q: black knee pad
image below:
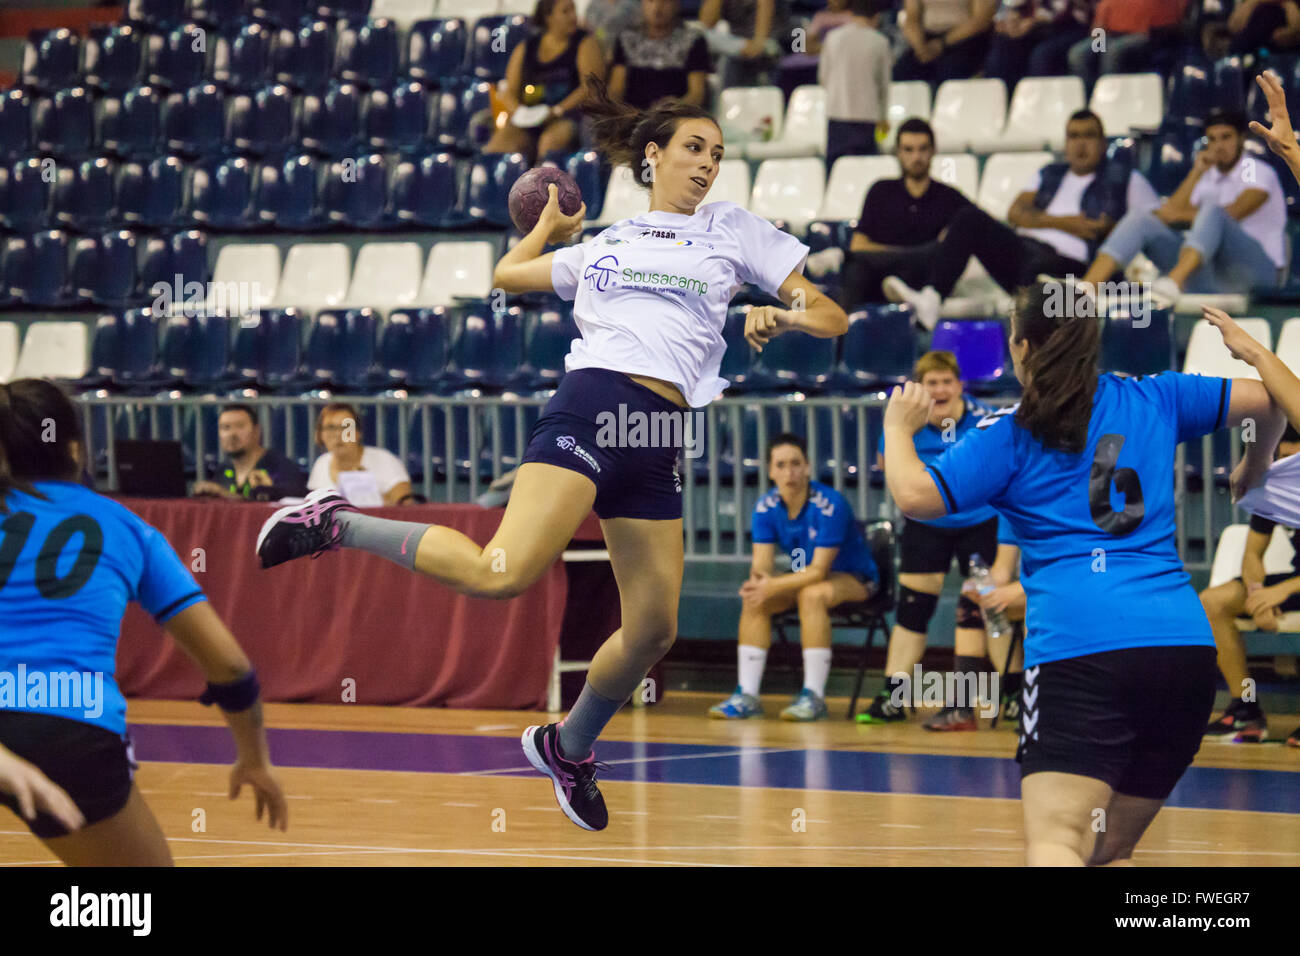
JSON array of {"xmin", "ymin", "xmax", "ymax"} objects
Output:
[
  {"xmin": 957, "ymin": 594, "xmax": 985, "ymax": 629},
  {"xmin": 896, "ymin": 586, "xmax": 939, "ymax": 633}
]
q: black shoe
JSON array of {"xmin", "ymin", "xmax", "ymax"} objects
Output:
[
  {"xmin": 256, "ymin": 489, "xmax": 354, "ymax": 569},
  {"xmin": 521, "ymin": 723, "xmax": 610, "ymax": 831},
  {"xmin": 1205, "ymin": 699, "xmax": 1263, "ymax": 738},
  {"xmin": 856, "ymin": 692, "xmax": 907, "ymax": 724}
]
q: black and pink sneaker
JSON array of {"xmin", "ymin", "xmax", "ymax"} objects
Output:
[
  {"xmin": 256, "ymin": 488, "xmax": 355, "ymax": 569},
  {"xmin": 521, "ymin": 723, "xmax": 610, "ymax": 831}
]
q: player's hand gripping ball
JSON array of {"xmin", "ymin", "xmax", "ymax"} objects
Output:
[
  {"xmin": 885, "ymin": 380, "xmax": 935, "ymax": 435},
  {"xmin": 509, "ymin": 166, "xmax": 585, "ymax": 235}
]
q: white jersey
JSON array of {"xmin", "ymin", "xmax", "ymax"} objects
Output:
[
  {"xmin": 1238, "ymin": 452, "xmax": 1300, "ymax": 527},
  {"xmin": 550, "ymin": 200, "xmax": 809, "ymax": 407}
]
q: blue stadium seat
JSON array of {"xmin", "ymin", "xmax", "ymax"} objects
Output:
[
  {"xmin": 315, "ymin": 0, "xmax": 371, "ymax": 18},
  {"xmin": 519, "ymin": 304, "xmax": 578, "ymax": 389},
  {"xmin": 718, "ymin": 304, "xmax": 755, "ymax": 391},
  {"xmin": 83, "ymin": 24, "xmax": 145, "ymax": 94},
  {"xmin": 224, "ymin": 83, "xmax": 294, "ymax": 155},
  {"xmin": 160, "ymin": 310, "xmax": 231, "ymax": 389},
  {"xmin": 0, "ymin": 157, "xmax": 52, "ymax": 231},
  {"xmin": 31, "ymin": 87, "xmax": 94, "ymax": 157},
  {"xmin": 212, "ymin": 22, "xmax": 275, "ymax": 92},
  {"xmin": 271, "ymin": 19, "xmax": 335, "ymax": 90},
  {"xmin": 7, "ymin": 230, "xmax": 71, "ymax": 307},
  {"xmin": 1147, "ymin": 125, "xmax": 1194, "ymax": 197},
  {"xmin": 97, "ymin": 308, "xmax": 163, "ymax": 388},
  {"xmin": 71, "ymin": 230, "xmax": 141, "ymax": 306},
  {"xmin": 321, "ymin": 152, "xmax": 387, "ymax": 227},
  {"xmin": 249, "ymin": 0, "xmax": 307, "ymax": 27},
  {"xmin": 930, "ymin": 320, "xmax": 1009, "ymax": 394},
  {"xmin": 51, "ymin": 156, "xmax": 118, "ymax": 231},
  {"xmin": 188, "ymin": 0, "xmax": 246, "ymax": 28},
  {"xmin": 364, "ymin": 81, "xmax": 432, "ymax": 152},
  {"xmin": 434, "ymin": 77, "xmax": 492, "ymax": 153},
  {"xmin": 445, "ymin": 304, "xmax": 524, "ymax": 390},
  {"xmin": 231, "ymin": 307, "xmax": 304, "ymax": 389},
  {"xmin": 540, "ymin": 149, "xmax": 604, "ymax": 223},
  {"xmin": 465, "ymin": 151, "xmax": 529, "ymax": 227},
  {"xmin": 146, "ymin": 23, "xmax": 211, "ymax": 90},
  {"xmin": 96, "ymin": 85, "xmax": 162, "ymax": 158},
  {"xmin": 252, "ymin": 151, "xmax": 321, "ymax": 228},
  {"xmin": 1100, "ymin": 306, "xmax": 1173, "ymax": 376},
  {"xmin": 21, "ymin": 29, "xmax": 81, "ymax": 93},
  {"xmin": 407, "ymin": 19, "xmax": 469, "ymax": 86},
  {"xmin": 0, "ymin": 90, "xmax": 31, "ymax": 161},
  {"xmin": 126, "ymin": 0, "xmax": 187, "ymax": 29},
  {"xmin": 163, "ymin": 83, "xmax": 226, "ymax": 156},
  {"xmin": 117, "ymin": 154, "xmax": 187, "ymax": 227},
  {"xmin": 302, "ymin": 307, "xmax": 378, "ymax": 390},
  {"xmin": 1165, "ymin": 49, "xmax": 1211, "ymax": 129},
  {"xmin": 388, "ymin": 151, "xmax": 460, "ymax": 227},
  {"xmin": 297, "ymin": 81, "xmax": 363, "ymax": 155},
  {"xmin": 833, "ymin": 305, "xmax": 916, "ymax": 390},
  {"xmin": 334, "ymin": 18, "xmax": 399, "ymax": 88},
  {"xmin": 378, "ymin": 307, "xmax": 449, "ymax": 390},
  {"xmin": 186, "ymin": 155, "xmax": 255, "ymax": 228},
  {"xmin": 1212, "ymin": 55, "xmax": 1246, "ymax": 113},
  {"xmin": 749, "ymin": 323, "xmax": 835, "ymax": 391},
  {"xmin": 141, "ymin": 228, "xmax": 208, "ymax": 302},
  {"xmin": 468, "ymin": 15, "xmax": 528, "ymax": 82}
]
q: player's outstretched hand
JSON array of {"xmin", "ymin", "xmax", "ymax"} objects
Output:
[
  {"xmin": 744, "ymin": 305, "xmax": 791, "ymax": 351},
  {"xmin": 884, "ymin": 381, "xmax": 934, "ymax": 435},
  {"xmin": 536, "ymin": 183, "xmax": 586, "ymax": 245},
  {"xmin": 1203, "ymin": 305, "xmax": 1265, "ymax": 367},
  {"xmin": 1249, "ymin": 70, "xmax": 1299, "ymax": 160},
  {"xmin": 0, "ymin": 744, "xmax": 84, "ymax": 832},
  {"xmin": 229, "ymin": 759, "xmax": 289, "ymax": 831}
]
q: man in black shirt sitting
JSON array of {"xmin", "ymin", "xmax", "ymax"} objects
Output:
[
  {"xmin": 839, "ymin": 117, "xmax": 972, "ymax": 314},
  {"xmin": 192, "ymin": 403, "xmax": 308, "ymax": 502}
]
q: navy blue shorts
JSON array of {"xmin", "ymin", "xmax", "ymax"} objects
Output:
[{"xmin": 521, "ymin": 368, "xmax": 686, "ymax": 521}]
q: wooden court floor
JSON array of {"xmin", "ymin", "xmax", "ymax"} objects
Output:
[{"xmin": 1, "ymin": 692, "xmax": 1297, "ymax": 866}]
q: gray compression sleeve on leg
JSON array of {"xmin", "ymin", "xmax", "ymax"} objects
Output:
[{"xmin": 338, "ymin": 512, "xmax": 430, "ymax": 571}]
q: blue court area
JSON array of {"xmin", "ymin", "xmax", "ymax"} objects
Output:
[{"xmin": 127, "ymin": 723, "xmax": 1300, "ymax": 815}]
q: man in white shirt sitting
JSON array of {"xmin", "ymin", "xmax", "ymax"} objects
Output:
[{"xmin": 1080, "ymin": 108, "xmax": 1288, "ymax": 306}]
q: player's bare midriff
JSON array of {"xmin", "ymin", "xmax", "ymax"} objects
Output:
[{"xmin": 627, "ymin": 374, "xmax": 688, "ymax": 408}]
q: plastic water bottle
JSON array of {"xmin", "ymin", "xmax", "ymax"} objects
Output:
[{"xmin": 966, "ymin": 554, "xmax": 1011, "ymax": 641}]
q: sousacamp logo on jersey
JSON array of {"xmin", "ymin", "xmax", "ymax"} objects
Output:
[
  {"xmin": 0, "ymin": 665, "xmax": 104, "ymax": 719},
  {"xmin": 582, "ymin": 255, "xmax": 708, "ymax": 296}
]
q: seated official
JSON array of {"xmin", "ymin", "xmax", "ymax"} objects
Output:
[
  {"xmin": 308, "ymin": 403, "xmax": 415, "ymax": 507},
  {"xmin": 192, "ymin": 404, "xmax": 307, "ymax": 502},
  {"xmin": 711, "ymin": 432, "xmax": 879, "ymax": 722}
]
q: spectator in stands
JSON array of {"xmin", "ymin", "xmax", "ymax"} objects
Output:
[
  {"xmin": 839, "ymin": 117, "xmax": 973, "ymax": 308},
  {"xmin": 608, "ymin": 0, "xmax": 712, "ymax": 109},
  {"xmin": 893, "ymin": 0, "xmax": 998, "ymax": 86},
  {"xmin": 983, "ymin": 0, "xmax": 1095, "ymax": 91},
  {"xmin": 699, "ymin": 0, "xmax": 796, "ymax": 88},
  {"xmin": 1200, "ymin": 424, "xmax": 1300, "ymax": 747},
  {"xmin": 1067, "ymin": 0, "xmax": 1188, "ymax": 94},
  {"xmin": 709, "ymin": 433, "xmax": 879, "ymax": 722},
  {"xmin": 1228, "ymin": 0, "xmax": 1300, "ymax": 54},
  {"xmin": 308, "ymin": 404, "xmax": 414, "ymax": 507},
  {"xmin": 584, "ymin": 0, "xmax": 644, "ymax": 57},
  {"xmin": 192, "ymin": 404, "xmax": 307, "ymax": 503},
  {"xmin": 882, "ymin": 109, "xmax": 1158, "ymax": 328},
  {"xmin": 484, "ymin": 0, "xmax": 605, "ymax": 161},
  {"xmin": 776, "ymin": 0, "xmax": 856, "ymax": 98},
  {"xmin": 819, "ymin": 0, "xmax": 892, "ymax": 168},
  {"xmin": 1079, "ymin": 109, "xmax": 1286, "ymax": 306}
]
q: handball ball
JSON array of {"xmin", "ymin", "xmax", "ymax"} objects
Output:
[{"xmin": 509, "ymin": 166, "xmax": 583, "ymax": 235}]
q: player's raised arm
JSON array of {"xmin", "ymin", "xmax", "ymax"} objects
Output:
[
  {"xmin": 492, "ymin": 184, "xmax": 587, "ymax": 294},
  {"xmin": 883, "ymin": 381, "xmax": 947, "ymax": 519},
  {"xmin": 744, "ymin": 269, "xmax": 849, "ymax": 350},
  {"xmin": 1250, "ymin": 70, "xmax": 1300, "ymax": 185}
]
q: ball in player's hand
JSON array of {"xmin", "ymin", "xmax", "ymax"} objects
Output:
[{"xmin": 509, "ymin": 166, "xmax": 583, "ymax": 234}]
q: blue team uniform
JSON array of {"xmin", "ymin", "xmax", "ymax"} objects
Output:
[
  {"xmin": 752, "ymin": 481, "xmax": 879, "ymax": 583},
  {"xmin": 0, "ymin": 481, "xmax": 206, "ymax": 734},
  {"xmin": 924, "ymin": 372, "xmax": 1230, "ymax": 668}
]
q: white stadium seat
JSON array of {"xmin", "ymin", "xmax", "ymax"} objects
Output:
[
  {"xmin": 974, "ymin": 75, "xmax": 1086, "ymax": 153},
  {"xmin": 749, "ymin": 157, "xmax": 826, "ymax": 234},
  {"xmin": 590, "ymin": 165, "xmax": 649, "ymax": 227},
  {"xmin": 976, "ymin": 151, "xmax": 1053, "ymax": 221},
  {"xmin": 1183, "ymin": 318, "xmax": 1272, "ymax": 380},
  {"xmin": 1209, "ymin": 524, "xmax": 1300, "ymax": 631},
  {"xmin": 420, "ymin": 241, "xmax": 495, "ymax": 305},
  {"xmin": 747, "ymin": 85, "xmax": 825, "ymax": 159},
  {"xmin": 13, "ymin": 321, "xmax": 89, "ymax": 380},
  {"xmin": 370, "ymin": 0, "xmax": 438, "ymax": 25},
  {"xmin": 437, "ymin": 0, "xmax": 501, "ymax": 18},
  {"xmin": 706, "ymin": 159, "xmax": 752, "ymax": 208},
  {"xmin": 931, "ymin": 78, "xmax": 1007, "ymax": 152},
  {"xmin": 346, "ymin": 242, "xmax": 423, "ymax": 309},
  {"xmin": 274, "ymin": 243, "xmax": 351, "ymax": 310},
  {"xmin": 930, "ymin": 153, "xmax": 979, "ymax": 200},
  {"xmin": 718, "ymin": 86, "xmax": 785, "ymax": 148},
  {"xmin": 881, "ymin": 81, "xmax": 931, "ymax": 150},
  {"xmin": 205, "ymin": 243, "xmax": 280, "ymax": 316},
  {"xmin": 0, "ymin": 322, "xmax": 17, "ymax": 383},
  {"xmin": 1090, "ymin": 73, "xmax": 1163, "ymax": 135},
  {"xmin": 1277, "ymin": 317, "xmax": 1300, "ymax": 371},
  {"xmin": 819, "ymin": 155, "xmax": 900, "ymax": 220}
]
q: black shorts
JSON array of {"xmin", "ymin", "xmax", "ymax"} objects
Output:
[
  {"xmin": 899, "ymin": 516, "xmax": 998, "ymax": 576},
  {"xmin": 521, "ymin": 368, "xmax": 686, "ymax": 521},
  {"xmin": 1016, "ymin": 645, "xmax": 1218, "ymax": 799},
  {"xmin": 1233, "ymin": 573, "xmax": 1300, "ymax": 613},
  {"xmin": 0, "ymin": 711, "xmax": 136, "ymax": 838}
]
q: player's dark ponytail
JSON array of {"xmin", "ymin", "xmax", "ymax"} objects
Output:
[
  {"xmin": 0, "ymin": 378, "xmax": 84, "ymax": 514},
  {"xmin": 1011, "ymin": 283, "xmax": 1100, "ymax": 456},
  {"xmin": 583, "ymin": 73, "xmax": 720, "ymax": 190}
]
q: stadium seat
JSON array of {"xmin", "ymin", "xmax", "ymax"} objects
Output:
[
  {"xmin": 83, "ymin": 24, "xmax": 145, "ymax": 94},
  {"xmin": 207, "ymin": 242, "xmax": 281, "ymax": 315},
  {"xmin": 5, "ymin": 230, "xmax": 71, "ymax": 307},
  {"xmin": 1166, "ymin": 50, "xmax": 1212, "ymax": 129},
  {"xmin": 406, "ymin": 18, "xmax": 469, "ymax": 85},
  {"xmin": 465, "ymin": 151, "xmax": 529, "ymax": 227},
  {"xmin": 819, "ymin": 155, "xmax": 899, "ymax": 220},
  {"xmin": 881, "ymin": 81, "xmax": 931, "ymax": 150},
  {"xmin": 21, "ymin": 29, "xmax": 81, "ymax": 93},
  {"xmin": 186, "ymin": 156, "xmax": 256, "ymax": 228},
  {"xmin": 125, "ymin": 0, "xmax": 187, "ymax": 29},
  {"xmin": 303, "ymin": 308, "xmax": 378, "ymax": 389},
  {"xmin": 377, "ymin": 306, "xmax": 448, "ymax": 390},
  {"xmin": 718, "ymin": 305, "xmax": 755, "ymax": 390},
  {"xmin": 160, "ymin": 310, "xmax": 230, "ymax": 388},
  {"xmin": 188, "ymin": 0, "xmax": 246, "ymax": 28},
  {"xmin": 371, "ymin": 0, "xmax": 439, "ymax": 25},
  {"xmin": 1183, "ymin": 318, "xmax": 1271, "ymax": 380},
  {"xmin": 249, "ymin": 0, "xmax": 308, "ymax": 25},
  {"xmin": 0, "ymin": 90, "xmax": 31, "ymax": 161},
  {"xmin": 445, "ymin": 303, "xmax": 523, "ymax": 389},
  {"xmin": 95, "ymin": 307, "xmax": 163, "ymax": 387},
  {"xmin": 388, "ymin": 150, "xmax": 459, "ymax": 227},
  {"xmin": 163, "ymin": 83, "xmax": 225, "ymax": 156},
  {"xmin": 930, "ymin": 320, "xmax": 1008, "ymax": 393},
  {"xmin": 0, "ymin": 157, "xmax": 52, "ymax": 232},
  {"xmin": 1278, "ymin": 317, "xmax": 1300, "ymax": 371},
  {"xmin": 12, "ymin": 320, "xmax": 90, "ymax": 381},
  {"xmin": 334, "ymin": 18, "xmax": 400, "ymax": 88},
  {"xmin": 31, "ymin": 87, "xmax": 94, "ymax": 157},
  {"xmin": 419, "ymin": 241, "xmax": 494, "ymax": 305},
  {"xmin": 274, "ymin": 242, "xmax": 350, "ymax": 309},
  {"xmin": 1089, "ymin": 73, "xmax": 1163, "ymax": 136},
  {"xmin": 705, "ymin": 159, "xmax": 752, "ymax": 208},
  {"xmin": 1099, "ymin": 304, "xmax": 1173, "ymax": 376},
  {"xmin": 70, "ymin": 232, "xmax": 135, "ymax": 305},
  {"xmin": 271, "ymin": 19, "xmax": 335, "ymax": 90},
  {"xmin": 975, "ymin": 76, "xmax": 1085, "ymax": 153},
  {"xmin": 744, "ymin": 304, "xmax": 834, "ymax": 390},
  {"xmin": 0, "ymin": 322, "xmax": 18, "ymax": 382},
  {"xmin": 931, "ymin": 78, "xmax": 1007, "ymax": 153},
  {"xmin": 51, "ymin": 156, "xmax": 117, "ymax": 231},
  {"xmin": 587, "ymin": 164, "xmax": 649, "ymax": 227},
  {"xmin": 453, "ymin": 0, "xmax": 505, "ymax": 19},
  {"xmin": 297, "ymin": 81, "xmax": 364, "ymax": 155},
  {"xmin": 747, "ymin": 85, "xmax": 825, "ymax": 160},
  {"xmin": 117, "ymin": 154, "xmax": 187, "ymax": 227},
  {"xmin": 140, "ymin": 228, "xmax": 208, "ymax": 302},
  {"xmin": 252, "ymin": 151, "xmax": 321, "ymax": 228},
  {"xmin": 519, "ymin": 303, "xmax": 578, "ymax": 389},
  {"xmin": 96, "ymin": 85, "xmax": 162, "ymax": 158},
  {"xmin": 211, "ymin": 22, "xmax": 275, "ymax": 92},
  {"xmin": 749, "ymin": 157, "xmax": 825, "ymax": 234},
  {"xmin": 231, "ymin": 307, "xmax": 304, "ymax": 388},
  {"xmin": 832, "ymin": 306, "xmax": 916, "ymax": 388},
  {"xmin": 345, "ymin": 241, "xmax": 422, "ymax": 309},
  {"xmin": 718, "ymin": 86, "xmax": 785, "ymax": 148},
  {"xmin": 976, "ymin": 151, "xmax": 1053, "ymax": 221},
  {"xmin": 1146, "ymin": 125, "xmax": 1195, "ymax": 197},
  {"xmin": 1211, "ymin": 55, "xmax": 1246, "ymax": 114},
  {"xmin": 146, "ymin": 23, "xmax": 211, "ymax": 90},
  {"xmin": 434, "ymin": 77, "xmax": 492, "ymax": 152},
  {"xmin": 321, "ymin": 153, "xmax": 388, "ymax": 227},
  {"xmin": 930, "ymin": 152, "xmax": 979, "ymax": 200},
  {"xmin": 467, "ymin": 15, "xmax": 528, "ymax": 82},
  {"xmin": 364, "ymin": 81, "xmax": 433, "ymax": 151},
  {"xmin": 224, "ymin": 83, "xmax": 294, "ymax": 155}
]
